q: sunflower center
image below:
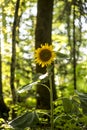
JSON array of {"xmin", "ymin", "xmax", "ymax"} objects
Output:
[{"xmin": 39, "ymin": 49, "xmax": 52, "ymax": 62}]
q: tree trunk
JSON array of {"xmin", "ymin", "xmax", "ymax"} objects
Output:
[
  {"xmin": 0, "ymin": 38, "xmax": 9, "ymax": 120},
  {"xmin": 35, "ymin": 0, "xmax": 57, "ymax": 109},
  {"xmin": 0, "ymin": 3, "xmax": 10, "ymax": 120},
  {"xmin": 10, "ymin": 0, "xmax": 20, "ymax": 118},
  {"xmin": 73, "ymin": 1, "xmax": 77, "ymax": 90}
]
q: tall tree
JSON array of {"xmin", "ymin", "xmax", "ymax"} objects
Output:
[
  {"xmin": 35, "ymin": 0, "xmax": 57, "ymax": 109},
  {"xmin": 0, "ymin": 45, "xmax": 9, "ymax": 120},
  {"xmin": 0, "ymin": 3, "xmax": 9, "ymax": 120},
  {"xmin": 10, "ymin": 0, "xmax": 20, "ymax": 118},
  {"xmin": 0, "ymin": 37, "xmax": 9, "ymax": 120}
]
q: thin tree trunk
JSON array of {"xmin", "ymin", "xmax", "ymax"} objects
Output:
[
  {"xmin": 73, "ymin": 1, "xmax": 77, "ymax": 90},
  {"xmin": 10, "ymin": 0, "xmax": 20, "ymax": 118},
  {"xmin": 35, "ymin": 0, "xmax": 57, "ymax": 109},
  {"xmin": 0, "ymin": 35, "xmax": 9, "ymax": 120},
  {"xmin": 77, "ymin": 0, "xmax": 82, "ymax": 59},
  {"xmin": 66, "ymin": 1, "xmax": 72, "ymax": 59},
  {"xmin": 0, "ymin": 4, "xmax": 9, "ymax": 120}
]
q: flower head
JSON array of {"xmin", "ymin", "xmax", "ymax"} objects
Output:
[{"xmin": 35, "ymin": 43, "xmax": 55, "ymax": 67}]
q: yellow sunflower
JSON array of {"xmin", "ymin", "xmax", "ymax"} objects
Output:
[{"xmin": 35, "ymin": 43, "xmax": 55, "ymax": 67}]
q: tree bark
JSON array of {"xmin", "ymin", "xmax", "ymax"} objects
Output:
[
  {"xmin": 0, "ymin": 3, "xmax": 9, "ymax": 120},
  {"xmin": 10, "ymin": 0, "xmax": 20, "ymax": 118},
  {"xmin": 0, "ymin": 36, "xmax": 9, "ymax": 120},
  {"xmin": 73, "ymin": 1, "xmax": 77, "ymax": 90},
  {"xmin": 35, "ymin": 0, "xmax": 57, "ymax": 109}
]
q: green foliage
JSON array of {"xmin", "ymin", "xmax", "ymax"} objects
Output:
[
  {"xmin": 53, "ymin": 96, "xmax": 87, "ymax": 130},
  {"xmin": 9, "ymin": 111, "xmax": 39, "ymax": 129},
  {"xmin": 77, "ymin": 91, "xmax": 87, "ymax": 115},
  {"xmin": 0, "ymin": 118, "xmax": 13, "ymax": 130}
]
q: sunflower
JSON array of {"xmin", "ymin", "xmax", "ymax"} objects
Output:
[{"xmin": 35, "ymin": 43, "xmax": 55, "ymax": 67}]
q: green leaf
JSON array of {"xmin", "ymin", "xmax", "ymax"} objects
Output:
[
  {"xmin": 18, "ymin": 73, "xmax": 49, "ymax": 93},
  {"xmin": 56, "ymin": 52, "xmax": 68, "ymax": 58},
  {"xmin": 62, "ymin": 98, "xmax": 72, "ymax": 113},
  {"xmin": 18, "ymin": 81, "xmax": 39, "ymax": 93},
  {"xmin": 9, "ymin": 111, "xmax": 39, "ymax": 129},
  {"xmin": 62, "ymin": 96, "xmax": 80, "ymax": 114},
  {"xmin": 76, "ymin": 90, "xmax": 87, "ymax": 114},
  {"xmin": 33, "ymin": 73, "xmax": 48, "ymax": 83}
]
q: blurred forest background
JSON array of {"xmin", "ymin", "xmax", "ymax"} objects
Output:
[{"xmin": 0, "ymin": 0, "xmax": 87, "ymax": 129}]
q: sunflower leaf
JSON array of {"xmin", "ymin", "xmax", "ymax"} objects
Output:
[
  {"xmin": 18, "ymin": 81, "xmax": 39, "ymax": 93},
  {"xmin": 9, "ymin": 111, "xmax": 39, "ymax": 129},
  {"xmin": 56, "ymin": 52, "xmax": 68, "ymax": 58}
]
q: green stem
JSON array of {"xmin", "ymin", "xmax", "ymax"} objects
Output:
[{"xmin": 49, "ymin": 76, "xmax": 54, "ymax": 130}]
